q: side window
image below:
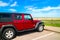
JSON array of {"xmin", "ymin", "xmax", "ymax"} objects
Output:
[
  {"xmin": 24, "ymin": 15, "xmax": 31, "ymax": 20},
  {"xmin": 15, "ymin": 14, "xmax": 22, "ymax": 20}
]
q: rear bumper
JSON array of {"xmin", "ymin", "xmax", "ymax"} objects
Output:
[
  {"xmin": 0, "ymin": 29, "xmax": 1, "ymax": 36},
  {"xmin": 0, "ymin": 28, "xmax": 2, "ymax": 36}
]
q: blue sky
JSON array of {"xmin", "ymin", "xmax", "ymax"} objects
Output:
[{"xmin": 0, "ymin": 0, "xmax": 60, "ymax": 17}]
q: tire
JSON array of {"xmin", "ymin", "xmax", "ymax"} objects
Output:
[
  {"xmin": 2, "ymin": 28, "xmax": 16, "ymax": 40},
  {"xmin": 37, "ymin": 24, "xmax": 44, "ymax": 32}
]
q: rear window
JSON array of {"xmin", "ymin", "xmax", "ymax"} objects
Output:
[
  {"xmin": 0, "ymin": 14, "xmax": 11, "ymax": 18},
  {"xmin": 0, "ymin": 14, "xmax": 12, "ymax": 22}
]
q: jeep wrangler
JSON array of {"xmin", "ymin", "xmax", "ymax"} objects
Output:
[{"xmin": 0, "ymin": 13, "xmax": 44, "ymax": 40}]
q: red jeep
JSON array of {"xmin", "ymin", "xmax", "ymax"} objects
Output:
[{"xmin": 0, "ymin": 13, "xmax": 44, "ymax": 40}]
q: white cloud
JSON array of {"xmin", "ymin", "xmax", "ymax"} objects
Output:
[
  {"xmin": 9, "ymin": 9, "xmax": 16, "ymax": 12},
  {"xmin": 25, "ymin": 6, "xmax": 60, "ymax": 17},
  {"xmin": 0, "ymin": 1, "xmax": 9, "ymax": 7},
  {"xmin": 10, "ymin": 1, "xmax": 17, "ymax": 7},
  {"xmin": 41, "ymin": 6, "xmax": 60, "ymax": 11},
  {"xmin": 25, "ymin": 6, "xmax": 60, "ymax": 11}
]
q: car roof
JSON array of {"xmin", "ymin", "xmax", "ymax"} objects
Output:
[{"xmin": 0, "ymin": 12, "xmax": 30, "ymax": 15}]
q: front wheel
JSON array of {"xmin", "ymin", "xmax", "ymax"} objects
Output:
[
  {"xmin": 37, "ymin": 25, "xmax": 44, "ymax": 32},
  {"xmin": 2, "ymin": 28, "xmax": 16, "ymax": 40}
]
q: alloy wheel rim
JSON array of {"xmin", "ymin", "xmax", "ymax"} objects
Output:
[
  {"xmin": 39, "ymin": 26, "xmax": 43, "ymax": 31},
  {"xmin": 5, "ymin": 30, "xmax": 14, "ymax": 39}
]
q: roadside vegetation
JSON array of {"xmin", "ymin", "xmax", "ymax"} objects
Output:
[
  {"xmin": 43, "ymin": 20, "xmax": 60, "ymax": 27},
  {"xmin": 34, "ymin": 17, "xmax": 60, "ymax": 27}
]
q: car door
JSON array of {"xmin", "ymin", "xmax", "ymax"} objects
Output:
[
  {"xmin": 13, "ymin": 14, "xmax": 24, "ymax": 31},
  {"xmin": 23, "ymin": 14, "xmax": 35, "ymax": 30}
]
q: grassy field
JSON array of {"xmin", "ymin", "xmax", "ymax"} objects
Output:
[
  {"xmin": 43, "ymin": 20, "xmax": 60, "ymax": 27},
  {"xmin": 34, "ymin": 17, "xmax": 60, "ymax": 27}
]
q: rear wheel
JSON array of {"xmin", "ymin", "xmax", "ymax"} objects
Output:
[
  {"xmin": 37, "ymin": 25, "xmax": 44, "ymax": 32},
  {"xmin": 2, "ymin": 28, "xmax": 16, "ymax": 40}
]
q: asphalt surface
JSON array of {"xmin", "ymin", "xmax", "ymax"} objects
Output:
[{"xmin": 13, "ymin": 26, "xmax": 60, "ymax": 40}]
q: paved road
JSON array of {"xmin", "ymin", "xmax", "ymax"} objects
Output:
[{"xmin": 12, "ymin": 26, "xmax": 60, "ymax": 40}]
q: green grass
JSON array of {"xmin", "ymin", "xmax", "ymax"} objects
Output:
[
  {"xmin": 34, "ymin": 17, "xmax": 60, "ymax": 27},
  {"xmin": 43, "ymin": 20, "xmax": 60, "ymax": 27}
]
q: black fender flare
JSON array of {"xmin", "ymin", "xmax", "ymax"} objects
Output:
[
  {"xmin": 35, "ymin": 22, "xmax": 44, "ymax": 29},
  {"xmin": 0, "ymin": 24, "xmax": 17, "ymax": 36}
]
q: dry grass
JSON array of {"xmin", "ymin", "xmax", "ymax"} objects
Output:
[{"xmin": 33, "ymin": 17, "xmax": 60, "ymax": 20}]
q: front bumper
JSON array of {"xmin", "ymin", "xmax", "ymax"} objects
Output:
[{"xmin": 40, "ymin": 22, "xmax": 45, "ymax": 26}]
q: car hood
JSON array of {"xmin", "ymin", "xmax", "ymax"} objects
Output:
[{"xmin": 33, "ymin": 20, "xmax": 41, "ymax": 24}]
